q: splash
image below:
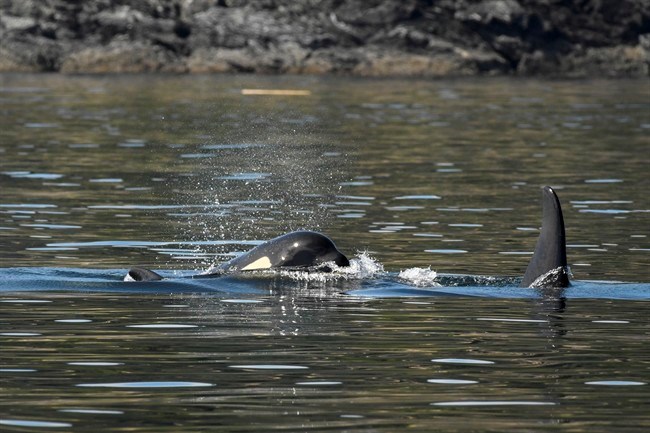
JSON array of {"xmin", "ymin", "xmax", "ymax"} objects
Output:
[
  {"xmin": 528, "ymin": 266, "xmax": 570, "ymax": 289},
  {"xmin": 398, "ymin": 267, "xmax": 441, "ymax": 287},
  {"xmin": 171, "ymin": 129, "xmax": 353, "ymax": 271},
  {"xmin": 278, "ymin": 251, "xmax": 385, "ymax": 282},
  {"xmin": 176, "ymin": 127, "xmax": 351, "ymax": 245},
  {"xmin": 344, "ymin": 251, "xmax": 385, "ymax": 279}
]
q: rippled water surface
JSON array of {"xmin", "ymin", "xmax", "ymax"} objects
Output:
[{"xmin": 1, "ymin": 74, "xmax": 649, "ymax": 431}]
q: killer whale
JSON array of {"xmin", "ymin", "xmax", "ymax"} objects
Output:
[
  {"xmin": 127, "ymin": 231, "xmax": 350, "ymax": 282},
  {"xmin": 127, "ymin": 186, "xmax": 569, "ymax": 288}
]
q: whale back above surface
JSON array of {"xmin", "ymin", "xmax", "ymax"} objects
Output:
[
  {"xmin": 127, "ymin": 231, "xmax": 349, "ymax": 282},
  {"xmin": 216, "ymin": 231, "xmax": 350, "ymax": 272},
  {"xmin": 520, "ymin": 186, "xmax": 570, "ymax": 288},
  {"xmin": 126, "ymin": 267, "xmax": 164, "ymax": 282}
]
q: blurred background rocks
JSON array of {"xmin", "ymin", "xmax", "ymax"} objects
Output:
[{"xmin": 0, "ymin": 0, "xmax": 648, "ymax": 76}]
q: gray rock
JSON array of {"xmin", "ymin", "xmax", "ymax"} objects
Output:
[
  {"xmin": 0, "ymin": 0, "xmax": 648, "ymax": 76},
  {"xmin": 0, "ymin": 14, "xmax": 37, "ymax": 32}
]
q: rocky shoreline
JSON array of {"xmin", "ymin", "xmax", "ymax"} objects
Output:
[{"xmin": 1, "ymin": 0, "xmax": 648, "ymax": 77}]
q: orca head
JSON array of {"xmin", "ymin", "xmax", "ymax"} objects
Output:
[
  {"xmin": 217, "ymin": 231, "xmax": 350, "ymax": 273},
  {"xmin": 520, "ymin": 186, "xmax": 570, "ymax": 288},
  {"xmin": 271, "ymin": 231, "xmax": 350, "ymax": 269}
]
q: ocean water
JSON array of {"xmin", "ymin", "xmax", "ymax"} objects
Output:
[{"xmin": 1, "ymin": 74, "xmax": 648, "ymax": 432}]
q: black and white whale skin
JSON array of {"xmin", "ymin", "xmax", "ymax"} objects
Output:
[
  {"xmin": 127, "ymin": 231, "xmax": 350, "ymax": 282},
  {"xmin": 127, "ymin": 186, "xmax": 570, "ymax": 288},
  {"xmin": 216, "ymin": 230, "xmax": 350, "ymax": 272}
]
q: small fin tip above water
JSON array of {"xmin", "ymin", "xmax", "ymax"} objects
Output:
[{"xmin": 126, "ymin": 267, "xmax": 163, "ymax": 282}]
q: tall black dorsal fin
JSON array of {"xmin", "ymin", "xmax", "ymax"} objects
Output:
[
  {"xmin": 520, "ymin": 186, "xmax": 570, "ymax": 288},
  {"xmin": 126, "ymin": 267, "xmax": 163, "ymax": 282}
]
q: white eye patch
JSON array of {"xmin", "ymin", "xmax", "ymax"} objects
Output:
[{"xmin": 241, "ymin": 256, "xmax": 272, "ymax": 271}]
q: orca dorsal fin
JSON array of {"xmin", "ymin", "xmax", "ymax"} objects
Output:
[
  {"xmin": 126, "ymin": 267, "xmax": 163, "ymax": 282},
  {"xmin": 520, "ymin": 186, "xmax": 570, "ymax": 288}
]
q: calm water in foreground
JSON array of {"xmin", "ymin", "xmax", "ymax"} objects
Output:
[{"xmin": 1, "ymin": 74, "xmax": 648, "ymax": 432}]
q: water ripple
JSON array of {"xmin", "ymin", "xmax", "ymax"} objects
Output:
[
  {"xmin": 0, "ymin": 419, "xmax": 72, "ymax": 428},
  {"xmin": 432, "ymin": 358, "xmax": 494, "ymax": 365},
  {"xmin": 126, "ymin": 324, "xmax": 198, "ymax": 329},
  {"xmin": 427, "ymin": 379, "xmax": 478, "ymax": 384},
  {"xmin": 1, "ymin": 332, "xmax": 42, "ymax": 336},
  {"xmin": 77, "ymin": 381, "xmax": 214, "ymax": 388},
  {"xmin": 585, "ymin": 380, "xmax": 646, "ymax": 386},
  {"xmin": 59, "ymin": 409, "xmax": 124, "ymax": 415},
  {"xmin": 1, "ymin": 368, "xmax": 37, "ymax": 372},
  {"xmin": 476, "ymin": 318, "xmax": 548, "ymax": 323},
  {"xmin": 229, "ymin": 364, "xmax": 309, "ymax": 370},
  {"xmin": 1, "ymin": 299, "xmax": 52, "ymax": 303},
  {"xmin": 585, "ymin": 179, "xmax": 623, "ymax": 183},
  {"xmin": 2, "ymin": 171, "xmax": 64, "ymax": 179},
  {"xmin": 432, "ymin": 400, "xmax": 555, "ymax": 406}
]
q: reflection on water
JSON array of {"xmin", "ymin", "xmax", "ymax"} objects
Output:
[
  {"xmin": 1, "ymin": 74, "xmax": 649, "ymax": 431},
  {"xmin": 1, "ymin": 294, "xmax": 649, "ymax": 432}
]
